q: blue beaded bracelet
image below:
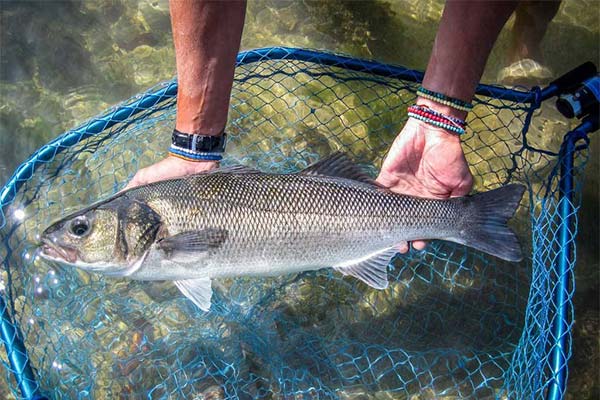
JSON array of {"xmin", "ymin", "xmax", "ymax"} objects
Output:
[
  {"xmin": 169, "ymin": 145, "xmax": 223, "ymax": 162},
  {"xmin": 407, "ymin": 112, "xmax": 466, "ymax": 135}
]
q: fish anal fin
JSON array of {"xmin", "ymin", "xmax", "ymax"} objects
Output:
[
  {"xmin": 333, "ymin": 248, "xmax": 396, "ymax": 289},
  {"xmin": 301, "ymin": 152, "xmax": 376, "ymax": 185},
  {"xmin": 174, "ymin": 278, "xmax": 213, "ymax": 311}
]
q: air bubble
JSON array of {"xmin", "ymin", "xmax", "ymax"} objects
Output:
[{"xmin": 14, "ymin": 209, "xmax": 25, "ymax": 221}]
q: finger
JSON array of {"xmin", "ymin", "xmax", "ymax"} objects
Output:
[
  {"xmin": 123, "ymin": 174, "xmax": 144, "ymax": 191},
  {"xmin": 451, "ymin": 187, "xmax": 470, "ymax": 198},
  {"xmin": 450, "ymin": 176, "xmax": 474, "ymax": 198},
  {"xmin": 396, "ymin": 241, "xmax": 409, "ymax": 254},
  {"xmin": 124, "ymin": 168, "xmax": 151, "ymax": 191},
  {"xmin": 411, "ymin": 240, "xmax": 427, "ymax": 251},
  {"xmin": 123, "ymin": 177, "xmax": 140, "ymax": 191}
]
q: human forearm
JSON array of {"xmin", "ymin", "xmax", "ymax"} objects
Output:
[
  {"xmin": 421, "ymin": 0, "xmax": 518, "ymax": 119},
  {"xmin": 127, "ymin": 1, "xmax": 246, "ymax": 189},
  {"xmin": 379, "ymin": 0, "xmax": 522, "ymax": 224},
  {"xmin": 170, "ymin": 0, "xmax": 246, "ymax": 135}
]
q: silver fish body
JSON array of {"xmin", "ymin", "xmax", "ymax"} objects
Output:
[
  {"xmin": 134, "ymin": 173, "xmax": 455, "ymax": 278},
  {"xmin": 40, "ymin": 153, "xmax": 525, "ymax": 311}
]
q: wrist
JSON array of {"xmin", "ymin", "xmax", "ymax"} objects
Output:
[
  {"xmin": 407, "ymin": 104, "xmax": 466, "ymax": 136},
  {"xmin": 169, "ymin": 129, "xmax": 226, "ymax": 162},
  {"xmin": 407, "ymin": 117, "xmax": 462, "ymax": 144},
  {"xmin": 167, "ymin": 155, "xmax": 219, "ymax": 166},
  {"xmin": 165, "ymin": 155, "xmax": 220, "ymax": 174},
  {"xmin": 174, "ymin": 116, "xmax": 226, "ymax": 137},
  {"xmin": 415, "ymin": 97, "xmax": 468, "ymax": 120},
  {"xmin": 175, "ymin": 95, "xmax": 228, "ymax": 135}
]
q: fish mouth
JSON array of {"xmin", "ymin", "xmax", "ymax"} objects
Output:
[{"xmin": 39, "ymin": 238, "xmax": 79, "ymax": 264}]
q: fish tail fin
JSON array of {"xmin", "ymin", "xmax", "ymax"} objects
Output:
[{"xmin": 452, "ymin": 184, "xmax": 526, "ymax": 262}]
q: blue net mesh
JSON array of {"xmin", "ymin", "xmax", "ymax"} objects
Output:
[{"xmin": 0, "ymin": 48, "xmax": 591, "ymax": 399}]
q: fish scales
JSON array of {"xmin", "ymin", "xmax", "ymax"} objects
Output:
[
  {"xmin": 40, "ymin": 152, "xmax": 525, "ymax": 311},
  {"xmin": 132, "ymin": 172, "xmax": 460, "ymax": 278}
]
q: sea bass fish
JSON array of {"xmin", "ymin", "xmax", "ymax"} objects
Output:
[{"xmin": 39, "ymin": 153, "xmax": 525, "ymax": 311}]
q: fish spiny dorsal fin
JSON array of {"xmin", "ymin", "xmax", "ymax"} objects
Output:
[
  {"xmin": 213, "ymin": 164, "xmax": 261, "ymax": 175},
  {"xmin": 184, "ymin": 164, "xmax": 261, "ymax": 179},
  {"xmin": 301, "ymin": 152, "xmax": 376, "ymax": 185}
]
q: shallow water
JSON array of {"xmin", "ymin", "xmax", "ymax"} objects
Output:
[
  {"xmin": 0, "ymin": 1, "xmax": 598, "ymax": 398},
  {"xmin": 1, "ymin": 0, "xmax": 599, "ymax": 185}
]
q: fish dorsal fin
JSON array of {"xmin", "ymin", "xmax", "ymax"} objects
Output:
[
  {"xmin": 174, "ymin": 278, "xmax": 213, "ymax": 311},
  {"xmin": 333, "ymin": 248, "xmax": 397, "ymax": 289},
  {"xmin": 213, "ymin": 164, "xmax": 261, "ymax": 174},
  {"xmin": 187, "ymin": 164, "xmax": 261, "ymax": 178},
  {"xmin": 301, "ymin": 152, "xmax": 376, "ymax": 185}
]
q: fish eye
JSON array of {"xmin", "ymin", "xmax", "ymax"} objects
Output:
[{"xmin": 69, "ymin": 216, "xmax": 90, "ymax": 237}]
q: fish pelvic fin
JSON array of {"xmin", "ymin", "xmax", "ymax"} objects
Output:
[
  {"xmin": 174, "ymin": 278, "xmax": 213, "ymax": 311},
  {"xmin": 333, "ymin": 247, "xmax": 396, "ymax": 289},
  {"xmin": 452, "ymin": 184, "xmax": 526, "ymax": 262}
]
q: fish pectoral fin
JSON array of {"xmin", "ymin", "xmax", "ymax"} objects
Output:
[
  {"xmin": 174, "ymin": 278, "xmax": 213, "ymax": 311},
  {"xmin": 301, "ymin": 152, "xmax": 377, "ymax": 185},
  {"xmin": 157, "ymin": 229, "xmax": 228, "ymax": 255},
  {"xmin": 333, "ymin": 248, "xmax": 397, "ymax": 289}
]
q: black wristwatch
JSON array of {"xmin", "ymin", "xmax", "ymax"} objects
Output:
[{"xmin": 171, "ymin": 129, "xmax": 227, "ymax": 153}]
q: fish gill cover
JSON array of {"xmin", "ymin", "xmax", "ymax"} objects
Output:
[{"xmin": 0, "ymin": 48, "xmax": 590, "ymax": 399}]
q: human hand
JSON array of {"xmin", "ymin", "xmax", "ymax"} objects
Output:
[
  {"xmin": 125, "ymin": 156, "xmax": 219, "ymax": 190},
  {"xmin": 376, "ymin": 117, "xmax": 474, "ymax": 252}
]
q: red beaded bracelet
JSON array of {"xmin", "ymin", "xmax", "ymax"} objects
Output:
[{"xmin": 407, "ymin": 105, "xmax": 466, "ymax": 135}]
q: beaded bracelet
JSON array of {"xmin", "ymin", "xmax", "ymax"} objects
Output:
[
  {"xmin": 408, "ymin": 105, "xmax": 467, "ymax": 127},
  {"xmin": 169, "ymin": 145, "xmax": 223, "ymax": 162},
  {"xmin": 169, "ymin": 129, "xmax": 226, "ymax": 162},
  {"xmin": 408, "ymin": 113, "xmax": 466, "ymax": 135},
  {"xmin": 408, "ymin": 108, "xmax": 465, "ymax": 131},
  {"xmin": 407, "ymin": 105, "xmax": 466, "ymax": 135},
  {"xmin": 417, "ymin": 86, "xmax": 473, "ymax": 112}
]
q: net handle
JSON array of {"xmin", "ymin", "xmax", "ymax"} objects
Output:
[{"xmin": 547, "ymin": 115, "xmax": 597, "ymax": 400}]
